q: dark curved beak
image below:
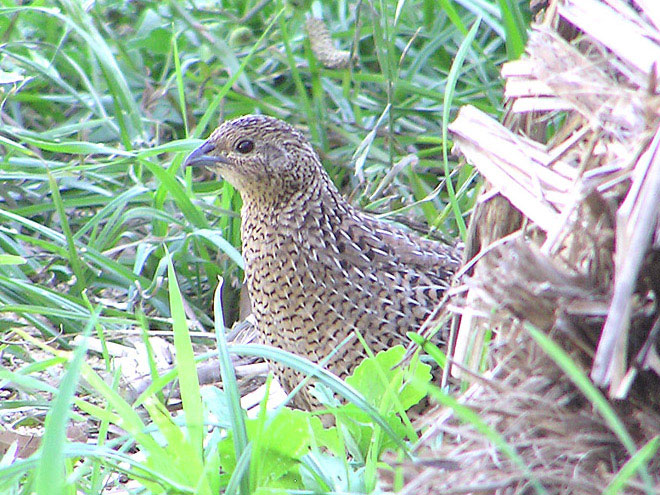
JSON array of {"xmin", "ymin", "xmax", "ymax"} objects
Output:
[{"xmin": 184, "ymin": 141, "xmax": 230, "ymax": 168}]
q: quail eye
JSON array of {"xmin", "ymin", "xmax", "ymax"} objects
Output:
[{"xmin": 235, "ymin": 139, "xmax": 254, "ymax": 154}]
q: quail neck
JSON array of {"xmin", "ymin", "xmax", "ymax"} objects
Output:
[{"xmin": 185, "ymin": 114, "xmax": 461, "ymax": 409}]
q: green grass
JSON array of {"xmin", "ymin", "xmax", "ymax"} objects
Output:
[{"xmin": 0, "ymin": 0, "xmax": 534, "ymax": 493}]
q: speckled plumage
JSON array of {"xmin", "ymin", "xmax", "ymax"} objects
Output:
[{"xmin": 185, "ymin": 115, "xmax": 461, "ymax": 408}]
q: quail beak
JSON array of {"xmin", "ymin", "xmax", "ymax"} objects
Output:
[{"xmin": 184, "ymin": 141, "xmax": 230, "ymax": 169}]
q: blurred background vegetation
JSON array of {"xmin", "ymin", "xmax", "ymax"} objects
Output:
[{"xmin": 0, "ymin": 0, "xmax": 530, "ymax": 493}]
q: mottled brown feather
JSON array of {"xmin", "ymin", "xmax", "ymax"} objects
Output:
[{"xmin": 186, "ymin": 115, "xmax": 461, "ymax": 408}]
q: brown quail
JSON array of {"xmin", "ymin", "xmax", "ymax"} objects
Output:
[{"xmin": 185, "ymin": 115, "xmax": 461, "ymax": 408}]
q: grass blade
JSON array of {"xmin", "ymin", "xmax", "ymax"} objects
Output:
[
  {"xmin": 35, "ymin": 309, "xmax": 97, "ymax": 495},
  {"xmin": 525, "ymin": 323, "xmax": 655, "ymax": 493},
  {"xmin": 497, "ymin": 0, "xmax": 528, "ymax": 59},
  {"xmin": 425, "ymin": 383, "xmax": 548, "ymax": 495},
  {"xmin": 166, "ymin": 248, "xmax": 204, "ymax": 457},
  {"xmin": 47, "ymin": 170, "xmax": 86, "ymax": 295},
  {"xmin": 213, "ymin": 279, "xmax": 249, "ymax": 495},
  {"xmin": 524, "ymin": 323, "xmax": 636, "ymax": 452},
  {"xmin": 441, "ymin": 17, "xmax": 482, "ymax": 240},
  {"xmin": 604, "ymin": 436, "xmax": 659, "ymax": 495}
]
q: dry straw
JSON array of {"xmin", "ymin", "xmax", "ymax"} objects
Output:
[{"xmin": 399, "ymin": 1, "xmax": 660, "ymax": 493}]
